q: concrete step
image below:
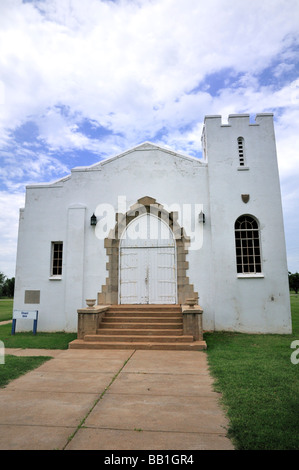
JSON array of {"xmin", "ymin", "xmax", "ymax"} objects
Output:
[
  {"xmin": 69, "ymin": 339, "xmax": 207, "ymax": 351},
  {"xmin": 84, "ymin": 334, "xmax": 193, "ymax": 343},
  {"xmin": 105, "ymin": 311, "xmax": 182, "ymax": 317},
  {"xmin": 96, "ymin": 328, "xmax": 183, "ymax": 336},
  {"xmin": 100, "ymin": 322, "xmax": 182, "ymax": 329},
  {"xmin": 71, "ymin": 303, "xmax": 206, "ymax": 351},
  {"xmin": 103, "ymin": 317, "xmax": 182, "ymax": 323}
]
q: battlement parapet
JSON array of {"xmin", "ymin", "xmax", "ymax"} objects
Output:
[{"xmin": 204, "ymin": 113, "xmax": 274, "ymax": 128}]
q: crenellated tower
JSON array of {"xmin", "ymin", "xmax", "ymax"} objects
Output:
[{"xmin": 202, "ymin": 113, "xmax": 291, "ymax": 333}]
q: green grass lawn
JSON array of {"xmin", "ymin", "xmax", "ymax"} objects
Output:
[
  {"xmin": 205, "ymin": 295, "xmax": 299, "ymax": 450},
  {"xmin": 0, "ymin": 355, "xmax": 51, "ymax": 388},
  {"xmin": 0, "ymin": 299, "xmax": 76, "ymax": 387},
  {"xmin": 0, "ymin": 322, "xmax": 76, "ymax": 349},
  {"xmin": 0, "ymin": 299, "xmax": 14, "ymax": 322},
  {"xmin": 0, "ymin": 299, "xmax": 76, "ymax": 349}
]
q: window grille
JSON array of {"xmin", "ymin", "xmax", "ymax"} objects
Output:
[
  {"xmin": 237, "ymin": 137, "xmax": 245, "ymax": 166},
  {"xmin": 51, "ymin": 242, "xmax": 63, "ymax": 276},
  {"xmin": 235, "ymin": 216, "xmax": 261, "ymax": 274}
]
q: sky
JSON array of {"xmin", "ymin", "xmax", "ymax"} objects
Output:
[{"xmin": 0, "ymin": 0, "xmax": 298, "ymax": 278}]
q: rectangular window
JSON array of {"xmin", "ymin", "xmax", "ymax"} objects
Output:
[
  {"xmin": 237, "ymin": 137, "xmax": 245, "ymax": 166},
  {"xmin": 51, "ymin": 242, "xmax": 63, "ymax": 276}
]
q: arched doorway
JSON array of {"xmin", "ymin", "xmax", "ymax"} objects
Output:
[
  {"xmin": 97, "ymin": 196, "xmax": 198, "ymax": 306},
  {"xmin": 119, "ymin": 213, "xmax": 177, "ymax": 304}
]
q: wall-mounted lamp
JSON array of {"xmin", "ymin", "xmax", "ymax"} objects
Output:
[
  {"xmin": 90, "ymin": 213, "xmax": 97, "ymax": 226},
  {"xmin": 198, "ymin": 211, "xmax": 205, "ymax": 224}
]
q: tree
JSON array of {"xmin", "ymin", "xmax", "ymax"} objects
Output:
[
  {"xmin": 289, "ymin": 272, "xmax": 299, "ymax": 294},
  {"xmin": 0, "ymin": 272, "xmax": 6, "ymax": 297},
  {"xmin": 0, "ymin": 272, "xmax": 15, "ymax": 298},
  {"xmin": 2, "ymin": 277, "xmax": 15, "ymax": 298}
]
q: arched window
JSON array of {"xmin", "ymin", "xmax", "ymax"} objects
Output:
[
  {"xmin": 237, "ymin": 137, "xmax": 245, "ymax": 166},
  {"xmin": 235, "ymin": 215, "xmax": 261, "ymax": 274}
]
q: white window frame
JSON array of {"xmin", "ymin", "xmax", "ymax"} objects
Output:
[
  {"xmin": 235, "ymin": 215, "xmax": 262, "ymax": 276},
  {"xmin": 50, "ymin": 241, "xmax": 63, "ymax": 279}
]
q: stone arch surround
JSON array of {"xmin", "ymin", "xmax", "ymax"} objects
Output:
[{"xmin": 97, "ymin": 196, "xmax": 198, "ymax": 305}]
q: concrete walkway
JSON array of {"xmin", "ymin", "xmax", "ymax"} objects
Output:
[{"xmin": 0, "ymin": 349, "xmax": 234, "ymax": 450}]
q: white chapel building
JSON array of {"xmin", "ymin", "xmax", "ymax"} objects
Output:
[{"xmin": 13, "ymin": 113, "xmax": 292, "ymax": 336}]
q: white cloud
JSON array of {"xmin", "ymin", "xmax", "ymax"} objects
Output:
[
  {"xmin": 0, "ymin": 0, "xmax": 298, "ymax": 273},
  {"xmin": 1, "ymin": 0, "xmax": 299, "ymax": 148},
  {"xmin": 0, "ymin": 145, "xmax": 69, "ymax": 190}
]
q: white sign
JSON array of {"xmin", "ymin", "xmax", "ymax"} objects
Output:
[
  {"xmin": 12, "ymin": 310, "xmax": 39, "ymax": 335},
  {"xmin": 13, "ymin": 310, "xmax": 38, "ymax": 320}
]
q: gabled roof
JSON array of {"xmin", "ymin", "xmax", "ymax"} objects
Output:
[
  {"xmin": 26, "ymin": 142, "xmax": 204, "ymax": 189},
  {"xmin": 71, "ymin": 141, "xmax": 204, "ymax": 172}
]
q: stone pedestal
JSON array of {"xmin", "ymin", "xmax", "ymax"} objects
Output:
[
  {"xmin": 182, "ymin": 305, "xmax": 203, "ymax": 341},
  {"xmin": 77, "ymin": 305, "xmax": 109, "ymax": 339}
]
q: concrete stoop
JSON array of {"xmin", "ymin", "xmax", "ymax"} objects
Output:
[{"xmin": 69, "ymin": 305, "xmax": 207, "ymax": 351}]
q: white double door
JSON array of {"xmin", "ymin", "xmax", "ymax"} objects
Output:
[{"xmin": 119, "ymin": 214, "xmax": 177, "ymax": 304}]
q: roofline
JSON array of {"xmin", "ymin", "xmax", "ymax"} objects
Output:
[
  {"xmin": 71, "ymin": 141, "xmax": 204, "ymax": 172},
  {"xmin": 26, "ymin": 141, "xmax": 204, "ymax": 189}
]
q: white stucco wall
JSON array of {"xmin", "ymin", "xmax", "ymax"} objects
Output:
[
  {"xmin": 204, "ymin": 114, "xmax": 291, "ymax": 333},
  {"xmin": 13, "ymin": 117, "xmax": 292, "ymax": 334},
  {"xmin": 14, "ymin": 144, "xmax": 212, "ymax": 331}
]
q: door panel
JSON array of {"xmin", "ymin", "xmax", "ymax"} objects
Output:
[
  {"xmin": 119, "ymin": 248, "xmax": 149, "ymax": 304},
  {"xmin": 119, "ymin": 214, "xmax": 177, "ymax": 304},
  {"xmin": 149, "ymin": 248, "xmax": 177, "ymax": 304},
  {"xmin": 119, "ymin": 249, "xmax": 139, "ymax": 304}
]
